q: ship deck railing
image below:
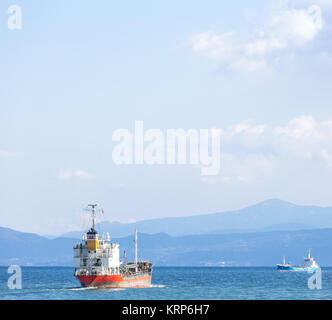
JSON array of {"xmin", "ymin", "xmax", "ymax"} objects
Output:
[{"xmin": 75, "ymin": 268, "xmax": 121, "ymax": 277}]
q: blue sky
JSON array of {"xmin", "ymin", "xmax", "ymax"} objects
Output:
[{"xmin": 1, "ymin": 0, "xmax": 332, "ymax": 235}]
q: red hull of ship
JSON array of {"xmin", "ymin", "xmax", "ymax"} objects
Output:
[{"xmin": 76, "ymin": 274, "xmax": 152, "ymax": 288}]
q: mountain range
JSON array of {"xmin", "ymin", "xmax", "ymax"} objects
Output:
[
  {"xmin": 61, "ymin": 199, "xmax": 332, "ymax": 238},
  {"xmin": 1, "ymin": 226, "xmax": 332, "ymax": 266},
  {"xmin": 2, "ymin": 198, "xmax": 332, "ymax": 266}
]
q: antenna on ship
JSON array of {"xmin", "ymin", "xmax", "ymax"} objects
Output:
[{"xmin": 84, "ymin": 204, "xmax": 98, "ymax": 231}]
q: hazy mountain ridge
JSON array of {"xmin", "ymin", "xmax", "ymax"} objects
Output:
[
  {"xmin": 1, "ymin": 225, "xmax": 332, "ymax": 266},
  {"xmin": 3, "ymin": 198, "xmax": 332, "ymax": 266},
  {"xmin": 61, "ymin": 199, "xmax": 332, "ymax": 238}
]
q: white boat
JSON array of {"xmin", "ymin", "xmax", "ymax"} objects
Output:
[{"xmin": 277, "ymin": 249, "xmax": 319, "ymax": 271}]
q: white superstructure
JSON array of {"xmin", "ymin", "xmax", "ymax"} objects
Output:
[
  {"xmin": 74, "ymin": 204, "xmax": 121, "ymax": 276},
  {"xmin": 302, "ymin": 249, "xmax": 319, "ymax": 269},
  {"xmin": 74, "ymin": 204, "xmax": 153, "ymax": 286}
]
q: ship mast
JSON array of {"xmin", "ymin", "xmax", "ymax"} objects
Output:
[
  {"xmin": 135, "ymin": 227, "xmax": 138, "ymax": 270},
  {"xmin": 87, "ymin": 204, "xmax": 98, "ymax": 231}
]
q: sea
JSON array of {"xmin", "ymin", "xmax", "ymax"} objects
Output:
[{"xmin": 0, "ymin": 266, "xmax": 331, "ymax": 300}]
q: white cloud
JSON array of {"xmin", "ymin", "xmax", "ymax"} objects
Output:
[
  {"xmin": 74, "ymin": 170, "xmax": 94, "ymax": 179},
  {"xmin": 319, "ymin": 149, "xmax": 332, "ymax": 167},
  {"xmin": 0, "ymin": 150, "xmax": 13, "ymax": 157},
  {"xmin": 203, "ymin": 115, "xmax": 332, "ymax": 184},
  {"xmin": 221, "ymin": 176, "xmax": 232, "ymax": 184},
  {"xmin": 261, "ymin": 5, "xmax": 322, "ymax": 48},
  {"xmin": 189, "ymin": 31, "xmax": 268, "ymax": 72},
  {"xmin": 190, "ymin": 31, "xmax": 235, "ymax": 60},
  {"xmin": 229, "ymin": 57, "xmax": 268, "ymax": 72},
  {"xmin": 275, "ymin": 115, "xmax": 318, "ymax": 139},
  {"xmin": 57, "ymin": 169, "xmax": 94, "ymax": 180},
  {"xmin": 223, "ymin": 115, "xmax": 332, "ymax": 157},
  {"xmin": 218, "ymin": 152, "xmax": 277, "ymax": 183},
  {"xmin": 189, "ymin": 4, "xmax": 323, "ymax": 72},
  {"xmin": 295, "ymin": 0, "xmax": 332, "ymax": 10},
  {"xmin": 245, "ymin": 38, "xmax": 286, "ymax": 56},
  {"xmin": 232, "ymin": 122, "xmax": 265, "ymax": 135}
]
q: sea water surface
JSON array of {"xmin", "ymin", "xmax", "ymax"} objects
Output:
[{"xmin": 0, "ymin": 267, "xmax": 331, "ymax": 300}]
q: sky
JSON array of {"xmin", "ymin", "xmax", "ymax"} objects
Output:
[{"xmin": 1, "ymin": 0, "xmax": 332, "ymax": 235}]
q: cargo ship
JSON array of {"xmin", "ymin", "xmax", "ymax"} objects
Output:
[
  {"xmin": 277, "ymin": 250, "xmax": 319, "ymax": 272},
  {"xmin": 74, "ymin": 204, "xmax": 153, "ymax": 288}
]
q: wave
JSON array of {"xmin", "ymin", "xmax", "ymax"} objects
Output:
[
  {"xmin": 67, "ymin": 286, "xmax": 98, "ymax": 291},
  {"xmin": 68, "ymin": 286, "xmax": 126, "ymax": 291},
  {"xmin": 150, "ymin": 284, "xmax": 166, "ymax": 288}
]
